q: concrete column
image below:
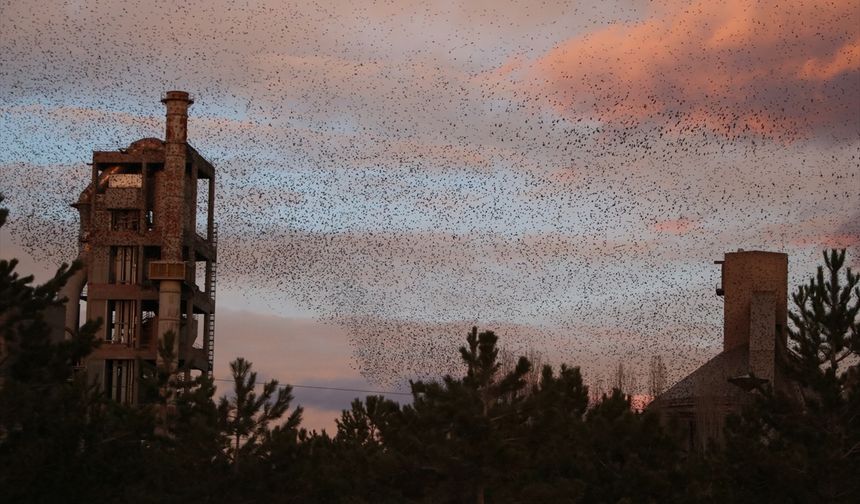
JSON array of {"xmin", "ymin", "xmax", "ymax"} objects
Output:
[
  {"xmin": 208, "ymin": 175, "xmax": 215, "ymax": 241},
  {"xmin": 62, "ymin": 194, "xmax": 93, "ymax": 340},
  {"xmin": 156, "ymin": 280, "xmax": 182, "ymax": 367},
  {"xmin": 155, "ymin": 278, "xmax": 182, "ymax": 432},
  {"xmin": 749, "ymin": 291, "xmax": 776, "ymax": 383},
  {"xmin": 59, "ymin": 263, "xmax": 87, "ymax": 340}
]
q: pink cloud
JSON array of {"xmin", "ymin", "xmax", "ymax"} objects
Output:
[
  {"xmin": 789, "ymin": 233, "xmax": 860, "ymax": 249},
  {"xmin": 518, "ymin": 0, "xmax": 860, "ymax": 139},
  {"xmin": 651, "ymin": 218, "xmax": 697, "ymax": 235}
]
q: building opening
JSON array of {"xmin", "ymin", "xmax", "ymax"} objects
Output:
[
  {"xmin": 107, "ymin": 300, "xmax": 137, "ymax": 345},
  {"xmin": 111, "ymin": 246, "xmax": 139, "ymax": 284},
  {"xmin": 104, "ymin": 359, "xmax": 134, "ymax": 404}
]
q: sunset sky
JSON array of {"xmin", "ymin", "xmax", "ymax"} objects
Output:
[{"xmin": 1, "ymin": 0, "xmax": 858, "ymax": 431}]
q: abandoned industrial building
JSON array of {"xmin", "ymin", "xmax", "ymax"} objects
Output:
[
  {"xmin": 52, "ymin": 91, "xmax": 217, "ymax": 404},
  {"xmin": 649, "ymin": 250, "xmax": 797, "ymax": 450}
]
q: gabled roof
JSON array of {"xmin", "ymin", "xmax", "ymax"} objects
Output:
[{"xmin": 650, "ymin": 344, "xmax": 751, "ymax": 409}]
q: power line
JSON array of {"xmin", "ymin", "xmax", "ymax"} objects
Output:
[{"xmin": 211, "ymin": 377, "xmax": 412, "ymax": 396}]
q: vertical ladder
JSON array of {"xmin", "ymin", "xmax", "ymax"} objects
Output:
[{"xmin": 207, "ymin": 223, "xmax": 218, "ymax": 379}]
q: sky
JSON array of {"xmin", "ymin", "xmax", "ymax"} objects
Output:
[{"xmin": 1, "ymin": 0, "xmax": 858, "ymax": 432}]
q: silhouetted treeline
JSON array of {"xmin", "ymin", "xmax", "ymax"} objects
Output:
[{"xmin": 1, "ymin": 201, "xmax": 858, "ymax": 503}]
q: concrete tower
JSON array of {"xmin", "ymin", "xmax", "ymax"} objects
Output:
[
  {"xmin": 59, "ymin": 91, "xmax": 217, "ymax": 403},
  {"xmin": 717, "ymin": 251, "xmax": 789, "ymax": 350}
]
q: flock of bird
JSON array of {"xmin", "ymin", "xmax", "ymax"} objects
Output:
[{"xmin": 1, "ymin": 0, "xmax": 857, "ymax": 391}]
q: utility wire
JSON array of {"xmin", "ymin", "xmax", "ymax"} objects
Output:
[{"xmin": 211, "ymin": 377, "xmax": 412, "ymax": 396}]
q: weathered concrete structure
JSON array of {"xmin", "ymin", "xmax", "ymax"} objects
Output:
[
  {"xmin": 649, "ymin": 250, "xmax": 794, "ymax": 450},
  {"xmin": 59, "ymin": 91, "xmax": 217, "ymax": 403}
]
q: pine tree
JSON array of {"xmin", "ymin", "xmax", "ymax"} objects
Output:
[
  {"xmin": 217, "ymin": 357, "xmax": 302, "ymax": 473},
  {"xmin": 787, "ymin": 249, "xmax": 859, "ymax": 398},
  {"xmin": 408, "ymin": 326, "xmax": 531, "ymax": 504},
  {"xmin": 0, "ymin": 197, "xmax": 99, "ymax": 383},
  {"xmin": 514, "ymin": 364, "xmax": 590, "ymax": 502},
  {"xmin": 324, "ymin": 396, "xmax": 411, "ymax": 503},
  {"xmin": 336, "ymin": 395, "xmax": 401, "ymax": 447},
  {"xmin": 0, "ymin": 197, "xmax": 140, "ymax": 502},
  {"xmin": 583, "ymin": 389, "xmax": 683, "ymax": 503}
]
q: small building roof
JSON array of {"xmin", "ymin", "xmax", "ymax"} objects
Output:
[{"xmin": 650, "ymin": 344, "xmax": 751, "ymax": 410}]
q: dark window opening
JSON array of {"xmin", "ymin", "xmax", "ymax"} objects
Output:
[
  {"xmin": 196, "ymin": 177, "xmax": 210, "ymax": 238},
  {"xmin": 105, "ymin": 360, "xmax": 134, "ymax": 404},
  {"xmin": 111, "ymin": 209, "xmax": 140, "ymax": 231},
  {"xmin": 140, "ymin": 310, "xmax": 156, "ymax": 348},
  {"xmin": 106, "ymin": 300, "xmax": 137, "ymax": 345},
  {"xmin": 111, "ymin": 246, "xmax": 138, "ymax": 284}
]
